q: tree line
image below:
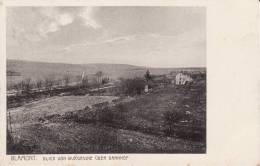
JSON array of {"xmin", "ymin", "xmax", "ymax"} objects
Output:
[{"xmin": 8, "ymin": 71, "xmax": 110, "ymax": 93}]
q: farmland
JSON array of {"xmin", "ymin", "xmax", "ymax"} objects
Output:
[{"xmin": 7, "ymin": 60, "xmax": 206, "ymax": 154}]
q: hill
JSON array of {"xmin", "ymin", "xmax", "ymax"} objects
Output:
[{"xmin": 7, "ymin": 59, "xmax": 205, "ymax": 86}]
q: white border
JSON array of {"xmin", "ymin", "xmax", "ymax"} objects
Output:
[{"xmin": 1, "ymin": 0, "xmax": 260, "ymax": 166}]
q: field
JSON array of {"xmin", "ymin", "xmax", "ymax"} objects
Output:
[
  {"xmin": 6, "ymin": 60, "xmax": 206, "ymax": 154},
  {"xmin": 8, "ymin": 95, "xmax": 118, "ymax": 128},
  {"xmin": 7, "ymin": 75, "xmax": 206, "ymax": 154}
]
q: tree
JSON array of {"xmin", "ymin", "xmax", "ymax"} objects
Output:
[
  {"xmin": 36, "ymin": 79, "xmax": 43, "ymax": 89},
  {"xmin": 13, "ymin": 83, "xmax": 21, "ymax": 91},
  {"xmin": 22, "ymin": 78, "xmax": 31, "ymax": 93},
  {"xmin": 120, "ymin": 77, "xmax": 145, "ymax": 95},
  {"xmin": 95, "ymin": 71, "xmax": 103, "ymax": 84},
  {"xmin": 144, "ymin": 70, "xmax": 152, "ymax": 82},
  {"xmin": 63, "ymin": 74, "xmax": 70, "ymax": 87},
  {"xmin": 163, "ymin": 109, "xmax": 186, "ymax": 136},
  {"xmin": 44, "ymin": 75, "xmax": 55, "ymax": 91},
  {"xmin": 81, "ymin": 76, "xmax": 88, "ymax": 88}
]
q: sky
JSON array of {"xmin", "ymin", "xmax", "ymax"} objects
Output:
[{"xmin": 7, "ymin": 7, "xmax": 206, "ymax": 68}]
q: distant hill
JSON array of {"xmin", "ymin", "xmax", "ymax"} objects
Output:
[{"xmin": 7, "ymin": 59, "xmax": 205, "ymax": 85}]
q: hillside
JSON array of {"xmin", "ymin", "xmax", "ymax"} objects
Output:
[
  {"xmin": 7, "ymin": 59, "xmax": 205, "ymax": 85},
  {"xmin": 7, "ymin": 79, "xmax": 206, "ymax": 154}
]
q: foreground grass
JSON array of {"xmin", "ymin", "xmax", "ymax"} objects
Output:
[{"xmin": 7, "ymin": 80, "xmax": 206, "ymax": 154}]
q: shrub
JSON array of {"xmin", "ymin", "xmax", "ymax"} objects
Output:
[
  {"xmin": 163, "ymin": 110, "xmax": 187, "ymax": 136},
  {"xmin": 94, "ymin": 105, "xmax": 127, "ymax": 126},
  {"xmin": 120, "ymin": 77, "xmax": 145, "ymax": 95},
  {"xmin": 102, "ymin": 77, "xmax": 109, "ymax": 84}
]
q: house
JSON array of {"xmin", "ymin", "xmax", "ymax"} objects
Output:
[{"xmin": 175, "ymin": 72, "xmax": 193, "ymax": 85}]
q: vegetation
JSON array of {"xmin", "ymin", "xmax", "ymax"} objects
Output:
[
  {"xmin": 36, "ymin": 79, "xmax": 43, "ymax": 89},
  {"xmin": 7, "ymin": 130, "xmax": 36, "ymax": 154},
  {"xmin": 120, "ymin": 77, "xmax": 145, "ymax": 95},
  {"xmin": 6, "ymin": 61, "xmax": 206, "ymax": 153},
  {"xmin": 81, "ymin": 76, "xmax": 89, "ymax": 88},
  {"xmin": 44, "ymin": 75, "xmax": 55, "ymax": 91},
  {"xmin": 163, "ymin": 109, "xmax": 187, "ymax": 137},
  {"xmin": 12, "ymin": 78, "xmax": 32, "ymax": 93},
  {"xmin": 95, "ymin": 71, "xmax": 103, "ymax": 84},
  {"xmin": 63, "ymin": 74, "xmax": 70, "ymax": 87},
  {"xmin": 144, "ymin": 69, "xmax": 152, "ymax": 82},
  {"xmin": 101, "ymin": 77, "xmax": 110, "ymax": 84}
]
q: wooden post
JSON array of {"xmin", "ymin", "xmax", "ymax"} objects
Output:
[{"xmin": 8, "ymin": 111, "xmax": 12, "ymax": 133}]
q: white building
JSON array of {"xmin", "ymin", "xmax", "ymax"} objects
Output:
[{"xmin": 175, "ymin": 73, "xmax": 193, "ymax": 85}]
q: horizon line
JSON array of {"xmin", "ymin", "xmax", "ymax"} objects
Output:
[{"xmin": 7, "ymin": 58, "xmax": 206, "ymax": 69}]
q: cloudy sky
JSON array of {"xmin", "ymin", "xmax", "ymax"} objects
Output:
[{"xmin": 7, "ymin": 7, "xmax": 206, "ymax": 68}]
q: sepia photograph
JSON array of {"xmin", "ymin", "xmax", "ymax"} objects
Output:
[{"xmin": 6, "ymin": 6, "xmax": 206, "ymax": 154}]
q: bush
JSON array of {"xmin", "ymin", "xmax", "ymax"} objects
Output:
[
  {"xmin": 120, "ymin": 77, "xmax": 145, "ymax": 95},
  {"xmin": 93, "ymin": 104, "xmax": 127, "ymax": 126},
  {"xmin": 163, "ymin": 110, "xmax": 187, "ymax": 136},
  {"xmin": 102, "ymin": 77, "xmax": 109, "ymax": 84}
]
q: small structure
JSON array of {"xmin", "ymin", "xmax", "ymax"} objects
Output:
[
  {"xmin": 144, "ymin": 85, "xmax": 149, "ymax": 93},
  {"xmin": 175, "ymin": 72, "xmax": 193, "ymax": 85}
]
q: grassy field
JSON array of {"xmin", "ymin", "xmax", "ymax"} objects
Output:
[
  {"xmin": 7, "ymin": 78, "xmax": 206, "ymax": 154},
  {"xmin": 8, "ymin": 95, "xmax": 118, "ymax": 129}
]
